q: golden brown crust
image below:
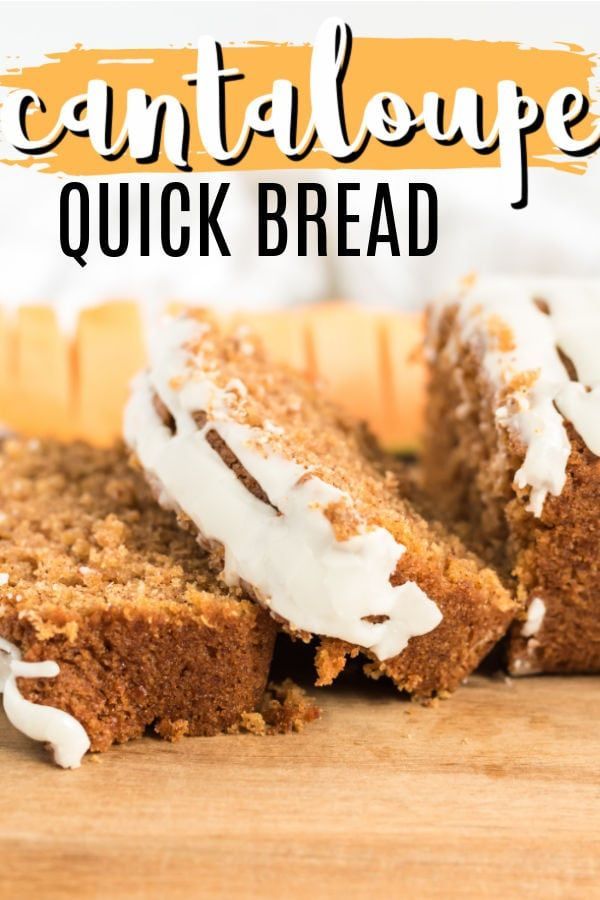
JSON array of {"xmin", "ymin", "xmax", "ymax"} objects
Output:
[{"xmin": 0, "ymin": 439, "xmax": 277, "ymax": 751}]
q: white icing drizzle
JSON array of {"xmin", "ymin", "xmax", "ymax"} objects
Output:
[
  {"xmin": 435, "ymin": 276, "xmax": 600, "ymax": 516},
  {"xmin": 0, "ymin": 637, "xmax": 90, "ymax": 768},
  {"xmin": 521, "ymin": 597, "xmax": 546, "ymax": 638},
  {"xmin": 124, "ymin": 317, "xmax": 442, "ymax": 661}
]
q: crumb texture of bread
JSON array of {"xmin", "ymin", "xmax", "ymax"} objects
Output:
[
  {"xmin": 126, "ymin": 312, "xmax": 516, "ymax": 699},
  {"xmin": 0, "ymin": 439, "xmax": 277, "ymax": 752},
  {"xmin": 506, "ymin": 428, "xmax": 600, "ymax": 673},
  {"xmin": 425, "ymin": 298, "xmax": 600, "ymax": 675}
]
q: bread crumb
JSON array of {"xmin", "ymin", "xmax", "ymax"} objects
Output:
[
  {"xmin": 230, "ymin": 680, "xmax": 321, "ymax": 736},
  {"xmin": 154, "ymin": 718, "xmax": 190, "ymax": 742}
]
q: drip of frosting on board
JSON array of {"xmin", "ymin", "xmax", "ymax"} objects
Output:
[{"xmin": 0, "ymin": 637, "xmax": 90, "ymax": 768}]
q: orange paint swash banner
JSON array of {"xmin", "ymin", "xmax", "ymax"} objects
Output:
[{"xmin": 0, "ymin": 19, "xmax": 598, "ymax": 205}]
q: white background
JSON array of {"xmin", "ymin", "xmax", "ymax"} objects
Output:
[{"xmin": 0, "ymin": 0, "xmax": 599, "ymax": 318}]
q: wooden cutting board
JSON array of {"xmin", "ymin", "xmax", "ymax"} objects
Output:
[{"xmin": 1, "ymin": 673, "xmax": 599, "ymax": 899}]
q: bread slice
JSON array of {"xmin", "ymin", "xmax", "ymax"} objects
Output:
[
  {"xmin": 125, "ymin": 311, "xmax": 515, "ymax": 699},
  {"xmin": 0, "ymin": 439, "xmax": 276, "ymax": 766},
  {"xmin": 424, "ymin": 275, "xmax": 600, "ymax": 675}
]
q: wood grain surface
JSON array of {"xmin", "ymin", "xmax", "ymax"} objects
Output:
[{"xmin": 1, "ymin": 672, "xmax": 599, "ymax": 899}]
